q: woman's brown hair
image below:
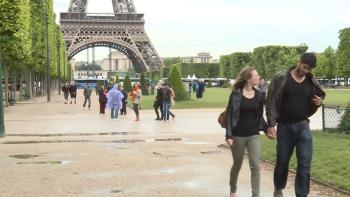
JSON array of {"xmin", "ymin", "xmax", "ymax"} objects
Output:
[{"xmin": 233, "ymin": 67, "xmax": 256, "ymax": 91}]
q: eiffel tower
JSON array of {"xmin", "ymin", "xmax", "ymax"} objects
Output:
[{"xmin": 60, "ymin": 0, "xmax": 163, "ymax": 72}]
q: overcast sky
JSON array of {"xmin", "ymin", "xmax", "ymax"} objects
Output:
[{"xmin": 54, "ymin": 0, "xmax": 350, "ymax": 61}]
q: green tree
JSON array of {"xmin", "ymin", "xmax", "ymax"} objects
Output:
[
  {"xmin": 140, "ymin": 72, "xmax": 149, "ymax": 95},
  {"xmin": 168, "ymin": 66, "xmax": 188, "ymax": 101},
  {"xmin": 163, "ymin": 57, "xmax": 181, "ymax": 67},
  {"xmin": 314, "ymin": 47, "xmax": 337, "ymax": 78},
  {"xmin": 337, "ymin": 28, "xmax": 350, "ymax": 77},
  {"xmin": 123, "ymin": 75, "xmax": 132, "ymax": 92},
  {"xmin": 115, "ymin": 75, "xmax": 120, "ymax": 83}
]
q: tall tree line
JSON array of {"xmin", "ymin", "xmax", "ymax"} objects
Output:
[
  {"xmin": 0, "ymin": 0, "xmax": 70, "ymax": 106},
  {"xmin": 220, "ymin": 27, "xmax": 350, "ymax": 81}
]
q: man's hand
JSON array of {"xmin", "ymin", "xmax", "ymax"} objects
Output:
[
  {"xmin": 226, "ymin": 139, "xmax": 234, "ymax": 146},
  {"xmin": 267, "ymin": 127, "xmax": 276, "ymax": 140},
  {"xmin": 312, "ymin": 95, "xmax": 322, "ymax": 106}
]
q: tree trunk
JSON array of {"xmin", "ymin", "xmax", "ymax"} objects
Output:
[
  {"xmin": 12, "ymin": 70, "xmax": 16, "ymax": 102},
  {"xmin": 4, "ymin": 63, "xmax": 9, "ymax": 107},
  {"xmin": 28, "ymin": 70, "xmax": 33, "ymax": 98}
]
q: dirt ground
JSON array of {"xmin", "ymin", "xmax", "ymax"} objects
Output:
[{"xmin": 0, "ymin": 90, "xmax": 348, "ymax": 197}]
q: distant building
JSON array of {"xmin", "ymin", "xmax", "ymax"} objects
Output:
[
  {"xmin": 181, "ymin": 52, "xmax": 213, "ymax": 63},
  {"xmin": 71, "ymin": 51, "xmax": 132, "ymax": 80},
  {"xmin": 102, "ymin": 51, "xmax": 132, "ymax": 71}
]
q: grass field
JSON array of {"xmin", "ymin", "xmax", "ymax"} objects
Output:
[
  {"xmin": 261, "ymin": 132, "xmax": 350, "ymax": 192},
  {"xmin": 134, "ymin": 88, "xmax": 350, "ymax": 110}
]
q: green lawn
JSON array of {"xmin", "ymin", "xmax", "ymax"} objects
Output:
[
  {"xmin": 261, "ymin": 132, "xmax": 350, "ymax": 192},
  {"xmin": 135, "ymin": 88, "xmax": 350, "ymax": 110}
]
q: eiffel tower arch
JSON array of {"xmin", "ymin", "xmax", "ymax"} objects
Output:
[{"xmin": 60, "ymin": 0, "xmax": 163, "ymax": 72}]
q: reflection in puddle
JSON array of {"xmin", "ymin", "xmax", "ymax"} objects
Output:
[
  {"xmin": 217, "ymin": 143, "xmax": 231, "ymax": 149},
  {"xmin": 7, "ymin": 132, "xmax": 139, "ymax": 137},
  {"xmin": 2, "ymin": 138, "xmax": 183, "ymax": 145},
  {"xmin": 17, "ymin": 160, "xmax": 71, "ymax": 165},
  {"xmin": 159, "ymin": 168, "xmax": 177, "ymax": 174},
  {"xmin": 110, "ymin": 190, "xmax": 122, "ymax": 193},
  {"xmin": 200, "ymin": 150, "xmax": 223, "ymax": 155},
  {"xmin": 152, "ymin": 152, "xmax": 180, "ymax": 158},
  {"xmin": 9, "ymin": 154, "xmax": 40, "ymax": 159}
]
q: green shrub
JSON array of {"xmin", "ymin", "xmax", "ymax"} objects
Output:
[
  {"xmin": 339, "ymin": 101, "xmax": 350, "ymax": 134},
  {"xmin": 123, "ymin": 75, "xmax": 132, "ymax": 93},
  {"xmin": 140, "ymin": 73, "xmax": 149, "ymax": 95},
  {"xmin": 168, "ymin": 67, "xmax": 189, "ymax": 101}
]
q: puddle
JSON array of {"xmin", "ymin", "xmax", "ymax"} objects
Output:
[
  {"xmin": 9, "ymin": 154, "xmax": 40, "ymax": 159},
  {"xmin": 2, "ymin": 139, "xmax": 145, "ymax": 144},
  {"xmin": 154, "ymin": 138, "xmax": 182, "ymax": 142},
  {"xmin": 7, "ymin": 132, "xmax": 139, "ymax": 137},
  {"xmin": 152, "ymin": 152, "xmax": 180, "ymax": 158},
  {"xmin": 17, "ymin": 160, "xmax": 71, "ymax": 165},
  {"xmin": 200, "ymin": 150, "xmax": 223, "ymax": 155},
  {"xmin": 110, "ymin": 190, "xmax": 122, "ymax": 193},
  {"xmin": 184, "ymin": 141, "xmax": 210, "ymax": 145},
  {"xmin": 3, "ymin": 138, "xmax": 183, "ymax": 145},
  {"xmin": 217, "ymin": 143, "xmax": 231, "ymax": 149}
]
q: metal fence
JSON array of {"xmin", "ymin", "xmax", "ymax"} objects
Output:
[{"xmin": 322, "ymin": 105, "xmax": 347, "ymax": 130}]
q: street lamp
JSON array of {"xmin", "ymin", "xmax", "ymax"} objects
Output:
[
  {"xmin": 45, "ymin": 0, "xmax": 51, "ymax": 102},
  {"xmin": 0, "ymin": 35, "xmax": 5, "ymax": 137}
]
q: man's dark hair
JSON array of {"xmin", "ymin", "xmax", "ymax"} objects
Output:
[{"xmin": 300, "ymin": 53, "xmax": 317, "ymax": 68}]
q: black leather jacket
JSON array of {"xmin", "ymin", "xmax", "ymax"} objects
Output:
[
  {"xmin": 225, "ymin": 88, "xmax": 267, "ymax": 139},
  {"xmin": 265, "ymin": 67, "xmax": 326, "ymax": 127}
]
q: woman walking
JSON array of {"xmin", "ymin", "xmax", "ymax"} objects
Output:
[
  {"xmin": 225, "ymin": 67, "xmax": 267, "ymax": 197},
  {"xmin": 98, "ymin": 85, "xmax": 107, "ymax": 115},
  {"xmin": 130, "ymin": 83, "xmax": 142, "ymax": 121}
]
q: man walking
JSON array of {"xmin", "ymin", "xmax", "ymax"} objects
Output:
[
  {"xmin": 265, "ymin": 53, "xmax": 326, "ymax": 197},
  {"xmin": 83, "ymin": 84, "xmax": 92, "ymax": 110}
]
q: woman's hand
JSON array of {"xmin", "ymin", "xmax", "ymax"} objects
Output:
[{"xmin": 226, "ymin": 138, "xmax": 234, "ymax": 146}]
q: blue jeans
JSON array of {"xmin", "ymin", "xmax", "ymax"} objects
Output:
[
  {"xmin": 274, "ymin": 120, "xmax": 312, "ymax": 197},
  {"xmin": 162, "ymin": 101, "xmax": 170, "ymax": 120},
  {"xmin": 111, "ymin": 108, "xmax": 120, "ymax": 119}
]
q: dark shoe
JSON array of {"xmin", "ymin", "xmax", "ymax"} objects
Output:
[
  {"xmin": 155, "ymin": 118, "xmax": 160, "ymax": 120},
  {"xmin": 273, "ymin": 188, "xmax": 283, "ymax": 197}
]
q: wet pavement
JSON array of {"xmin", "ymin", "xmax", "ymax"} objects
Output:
[{"xmin": 0, "ymin": 90, "xmax": 347, "ymax": 197}]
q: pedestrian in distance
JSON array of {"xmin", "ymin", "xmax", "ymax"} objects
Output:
[
  {"xmin": 225, "ymin": 67, "xmax": 268, "ymax": 197},
  {"xmin": 98, "ymin": 85, "xmax": 107, "ymax": 115},
  {"xmin": 83, "ymin": 83, "xmax": 92, "ymax": 110},
  {"xmin": 265, "ymin": 53, "xmax": 326, "ymax": 197},
  {"xmin": 130, "ymin": 83, "xmax": 142, "ymax": 121},
  {"xmin": 69, "ymin": 82, "xmax": 77, "ymax": 104},
  {"xmin": 107, "ymin": 84, "xmax": 124, "ymax": 120},
  {"xmin": 154, "ymin": 84, "xmax": 164, "ymax": 120},
  {"xmin": 119, "ymin": 84, "xmax": 128, "ymax": 115},
  {"xmin": 62, "ymin": 83, "xmax": 69, "ymax": 104},
  {"xmin": 162, "ymin": 84, "xmax": 172, "ymax": 121}
]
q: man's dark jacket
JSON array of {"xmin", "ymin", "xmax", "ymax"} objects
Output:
[{"xmin": 265, "ymin": 67, "xmax": 326, "ymax": 127}]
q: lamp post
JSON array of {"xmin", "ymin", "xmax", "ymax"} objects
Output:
[
  {"xmin": 0, "ymin": 36, "xmax": 5, "ymax": 137},
  {"xmin": 45, "ymin": 0, "xmax": 51, "ymax": 102}
]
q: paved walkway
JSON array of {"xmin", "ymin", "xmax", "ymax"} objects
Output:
[{"xmin": 0, "ymin": 90, "xmax": 340, "ymax": 197}]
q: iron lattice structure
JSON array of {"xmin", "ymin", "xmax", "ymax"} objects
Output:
[{"xmin": 60, "ymin": 0, "xmax": 163, "ymax": 72}]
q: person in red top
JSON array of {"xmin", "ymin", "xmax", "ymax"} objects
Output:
[{"xmin": 130, "ymin": 83, "xmax": 142, "ymax": 121}]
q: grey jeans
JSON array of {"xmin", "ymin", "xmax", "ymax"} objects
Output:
[{"xmin": 230, "ymin": 135, "xmax": 261, "ymax": 197}]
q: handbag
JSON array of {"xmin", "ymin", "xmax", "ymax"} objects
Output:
[
  {"xmin": 218, "ymin": 110, "xmax": 227, "ymax": 128},
  {"xmin": 218, "ymin": 92, "xmax": 233, "ymax": 128}
]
